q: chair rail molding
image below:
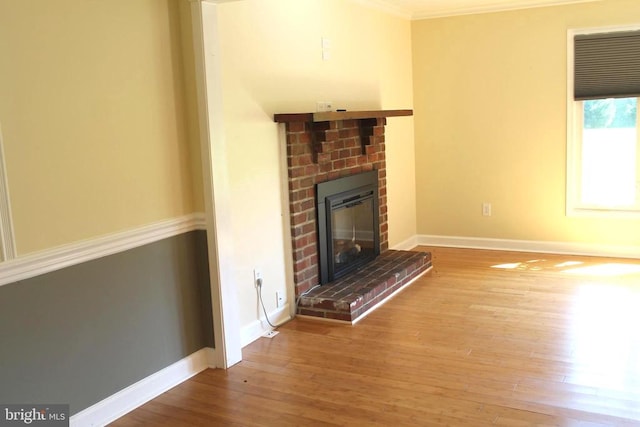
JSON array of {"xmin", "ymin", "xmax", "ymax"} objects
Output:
[{"xmin": 0, "ymin": 213, "xmax": 206, "ymax": 287}]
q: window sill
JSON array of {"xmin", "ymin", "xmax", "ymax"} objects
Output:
[{"xmin": 567, "ymin": 206, "xmax": 640, "ymax": 219}]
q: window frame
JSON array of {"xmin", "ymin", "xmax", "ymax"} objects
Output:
[{"xmin": 566, "ymin": 24, "xmax": 640, "ymax": 219}]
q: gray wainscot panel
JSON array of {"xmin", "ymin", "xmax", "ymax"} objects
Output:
[{"xmin": 0, "ymin": 230, "xmax": 213, "ymax": 415}]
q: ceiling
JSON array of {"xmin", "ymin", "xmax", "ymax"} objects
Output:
[{"xmin": 364, "ymin": 0, "xmax": 601, "ymax": 19}]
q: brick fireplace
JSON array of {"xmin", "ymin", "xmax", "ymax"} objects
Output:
[{"xmin": 275, "ymin": 110, "xmax": 432, "ymax": 322}]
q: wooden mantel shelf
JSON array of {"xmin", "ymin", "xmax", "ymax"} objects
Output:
[
  {"xmin": 276, "ymin": 109, "xmax": 411, "ymax": 164},
  {"xmin": 274, "ymin": 109, "xmax": 413, "ymax": 123}
]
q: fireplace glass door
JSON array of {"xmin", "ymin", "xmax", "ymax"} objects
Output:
[
  {"xmin": 330, "ymin": 193, "xmax": 376, "ymax": 279},
  {"xmin": 317, "ymin": 170, "xmax": 380, "ymax": 284}
]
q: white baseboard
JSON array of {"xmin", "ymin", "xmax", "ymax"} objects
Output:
[
  {"xmin": 241, "ymin": 303, "xmax": 292, "ymax": 347},
  {"xmin": 0, "ymin": 213, "xmax": 206, "ymax": 287},
  {"xmin": 391, "ymin": 235, "xmax": 419, "ymax": 251},
  {"xmin": 70, "ymin": 347, "xmax": 215, "ymax": 427},
  {"xmin": 417, "ymin": 234, "xmax": 639, "ymax": 259}
]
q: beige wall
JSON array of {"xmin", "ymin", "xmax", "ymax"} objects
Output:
[
  {"xmin": 0, "ymin": 0, "xmax": 200, "ymax": 254},
  {"xmin": 412, "ymin": 0, "xmax": 640, "ymax": 246},
  {"xmin": 214, "ymin": 0, "xmax": 416, "ymax": 329},
  {"xmin": 0, "ymin": 0, "xmax": 415, "ymax": 344}
]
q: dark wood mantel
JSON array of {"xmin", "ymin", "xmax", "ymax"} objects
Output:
[
  {"xmin": 274, "ymin": 109, "xmax": 413, "ymax": 123},
  {"xmin": 275, "ymin": 109, "xmax": 412, "ymax": 166}
]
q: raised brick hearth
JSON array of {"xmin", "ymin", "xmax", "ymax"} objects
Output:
[
  {"xmin": 275, "ymin": 110, "xmax": 431, "ymax": 323},
  {"xmin": 298, "ymin": 250, "xmax": 432, "ymax": 322}
]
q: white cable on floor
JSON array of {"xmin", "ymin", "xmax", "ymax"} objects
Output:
[{"xmin": 257, "ymin": 279, "xmax": 321, "ymax": 330}]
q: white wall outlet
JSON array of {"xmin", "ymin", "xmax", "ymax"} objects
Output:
[
  {"xmin": 253, "ymin": 268, "xmax": 262, "ymax": 287},
  {"xmin": 276, "ymin": 291, "xmax": 284, "ymax": 308},
  {"xmin": 482, "ymin": 202, "xmax": 492, "ymax": 217},
  {"xmin": 316, "ymin": 101, "xmax": 333, "ymax": 112}
]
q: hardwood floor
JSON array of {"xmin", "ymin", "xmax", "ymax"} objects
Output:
[{"xmin": 111, "ymin": 247, "xmax": 640, "ymax": 426}]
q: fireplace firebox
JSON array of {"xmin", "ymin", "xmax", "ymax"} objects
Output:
[{"xmin": 317, "ymin": 170, "xmax": 380, "ymax": 285}]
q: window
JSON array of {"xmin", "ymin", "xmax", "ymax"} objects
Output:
[
  {"xmin": 578, "ymin": 97, "xmax": 639, "ymax": 209},
  {"xmin": 567, "ymin": 26, "xmax": 640, "ymax": 217}
]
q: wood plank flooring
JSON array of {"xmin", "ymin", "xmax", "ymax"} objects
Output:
[{"xmin": 110, "ymin": 247, "xmax": 640, "ymax": 426}]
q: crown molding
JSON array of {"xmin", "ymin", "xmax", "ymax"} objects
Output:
[
  {"xmin": 350, "ymin": 0, "xmax": 413, "ymax": 20},
  {"xmin": 197, "ymin": 0, "xmax": 244, "ymax": 3},
  {"xmin": 360, "ymin": 0, "xmax": 600, "ymax": 20}
]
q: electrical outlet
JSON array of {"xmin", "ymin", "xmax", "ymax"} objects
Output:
[
  {"xmin": 276, "ymin": 291, "xmax": 284, "ymax": 308},
  {"xmin": 316, "ymin": 101, "xmax": 333, "ymax": 112},
  {"xmin": 482, "ymin": 202, "xmax": 492, "ymax": 217},
  {"xmin": 253, "ymin": 268, "xmax": 262, "ymax": 287}
]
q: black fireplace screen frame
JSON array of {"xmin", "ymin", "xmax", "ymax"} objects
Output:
[{"xmin": 316, "ymin": 170, "xmax": 380, "ymax": 285}]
